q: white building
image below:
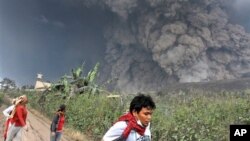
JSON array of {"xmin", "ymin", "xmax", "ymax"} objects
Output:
[{"xmin": 34, "ymin": 73, "xmax": 51, "ymax": 91}]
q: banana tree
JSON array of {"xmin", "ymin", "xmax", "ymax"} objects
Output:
[{"xmin": 50, "ymin": 62, "xmax": 101, "ymax": 99}]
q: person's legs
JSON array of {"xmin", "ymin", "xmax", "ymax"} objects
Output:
[
  {"xmin": 50, "ymin": 132, "xmax": 56, "ymax": 141},
  {"xmin": 6, "ymin": 125, "xmax": 22, "ymax": 141},
  {"xmin": 55, "ymin": 132, "xmax": 62, "ymax": 141},
  {"xmin": 14, "ymin": 128, "xmax": 23, "ymax": 141}
]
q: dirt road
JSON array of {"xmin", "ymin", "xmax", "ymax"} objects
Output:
[
  {"xmin": 0, "ymin": 105, "xmax": 90, "ymax": 141},
  {"xmin": 22, "ymin": 109, "xmax": 70, "ymax": 141}
]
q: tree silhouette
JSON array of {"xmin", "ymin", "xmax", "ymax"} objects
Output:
[{"xmin": 0, "ymin": 77, "xmax": 16, "ymax": 90}]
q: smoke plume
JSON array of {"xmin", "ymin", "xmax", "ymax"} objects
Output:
[{"xmin": 75, "ymin": 0, "xmax": 250, "ymax": 93}]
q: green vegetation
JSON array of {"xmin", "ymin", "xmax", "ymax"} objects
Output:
[
  {"xmin": 50, "ymin": 62, "xmax": 101, "ymax": 99},
  {"xmin": 151, "ymin": 90, "xmax": 250, "ymax": 141},
  {"xmin": 5, "ymin": 89, "xmax": 250, "ymax": 141},
  {"xmin": 0, "ymin": 91, "xmax": 4, "ymax": 106},
  {"xmin": 3, "ymin": 64, "xmax": 250, "ymax": 141},
  {"xmin": 18, "ymin": 91, "xmax": 124, "ymax": 140}
]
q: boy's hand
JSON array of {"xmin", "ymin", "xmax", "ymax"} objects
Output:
[
  {"xmin": 51, "ymin": 132, "xmax": 56, "ymax": 136},
  {"xmin": 23, "ymin": 125, "xmax": 28, "ymax": 131}
]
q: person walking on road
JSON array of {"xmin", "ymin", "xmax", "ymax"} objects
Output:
[
  {"xmin": 6, "ymin": 95, "xmax": 29, "ymax": 141},
  {"xmin": 50, "ymin": 104, "xmax": 66, "ymax": 141},
  {"xmin": 2, "ymin": 98, "xmax": 18, "ymax": 141}
]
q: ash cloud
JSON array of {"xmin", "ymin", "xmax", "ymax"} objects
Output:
[
  {"xmin": 88, "ymin": 0, "xmax": 250, "ymax": 93},
  {"xmin": 2, "ymin": 0, "xmax": 250, "ymax": 93}
]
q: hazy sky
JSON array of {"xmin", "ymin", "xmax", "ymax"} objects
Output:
[
  {"xmin": 0, "ymin": 0, "xmax": 250, "ymax": 86},
  {"xmin": 229, "ymin": 0, "xmax": 250, "ymax": 30},
  {"xmin": 0, "ymin": 0, "xmax": 113, "ymax": 86}
]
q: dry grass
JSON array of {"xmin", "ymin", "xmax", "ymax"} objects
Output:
[{"xmin": 63, "ymin": 128, "xmax": 92, "ymax": 141}]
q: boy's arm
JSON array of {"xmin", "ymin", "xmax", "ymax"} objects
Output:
[
  {"xmin": 103, "ymin": 121, "xmax": 127, "ymax": 141},
  {"xmin": 51, "ymin": 114, "xmax": 59, "ymax": 132},
  {"xmin": 3, "ymin": 105, "xmax": 14, "ymax": 117}
]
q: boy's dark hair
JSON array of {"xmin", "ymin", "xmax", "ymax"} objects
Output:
[
  {"xmin": 58, "ymin": 104, "xmax": 66, "ymax": 112},
  {"xmin": 129, "ymin": 94, "xmax": 156, "ymax": 113}
]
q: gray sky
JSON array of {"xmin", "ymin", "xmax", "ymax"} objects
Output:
[
  {"xmin": 0, "ymin": 0, "xmax": 113, "ymax": 86},
  {"xmin": 229, "ymin": 0, "xmax": 250, "ymax": 30},
  {"xmin": 0, "ymin": 0, "xmax": 250, "ymax": 86}
]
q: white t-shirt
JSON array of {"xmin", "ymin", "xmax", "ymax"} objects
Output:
[
  {"xmin": 2, "ymin": 105, "xmax": 15, "ymax": 118},
  {"xmin": 103, "ymin": 121, "xmax": 151, "ymax": 141}
]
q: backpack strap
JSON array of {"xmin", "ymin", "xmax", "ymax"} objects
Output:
[{"xmin": 50, "ymin": 114, "xmax": 59, "ymax": 132}]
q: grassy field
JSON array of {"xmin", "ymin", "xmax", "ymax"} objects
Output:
[{"xmin": 2, "ymin": 87, "xmax": 250, "ymax": 141}]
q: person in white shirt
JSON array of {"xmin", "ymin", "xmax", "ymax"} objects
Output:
[
  {"xmin": 2, "ymin": 98, "xmax": 17, "ymax": 140},
  {"xmin": 2, "ymin": 96, "xmax": 24, "ymax": 141},
  {"xmin": 3, "ymin": 98, "xmax": 16, "ymax": 118},
  {"xmin": 103, "ymin": 94, "xmax": 156, "ymax": 141}
]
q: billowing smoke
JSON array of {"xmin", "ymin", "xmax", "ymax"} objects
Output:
[{"xmin": 74, "ymin": 0, "xmax": 250, "ymax": 93}]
